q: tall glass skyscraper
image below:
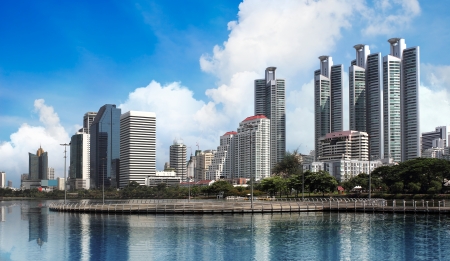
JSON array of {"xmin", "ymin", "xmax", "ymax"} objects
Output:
[
  {"xmin": 349, "ymin": 44, "xmax": 382, "ymax": 160},
  {"xmin": 314, "ymin": 56, "xmax": 343, "ymax": 160},
  {"xmin": 90, "ymin": 104, "xmax": 121, "ymax": 188},
  {"xmin": 29, "ymin": 146, "xmax": 48, "ymax": 180},
  {"xmin": 383, "ymin": 38, "xmax": 420, "ymax": 162},
  {"xmin": 255, "ymin": 67, "xmax": 286, "ymax": 168}
]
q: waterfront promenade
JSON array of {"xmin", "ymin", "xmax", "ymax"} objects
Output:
[{"xmin": 49, "ymin": 198, "xmax": 450, "ymax": 214}]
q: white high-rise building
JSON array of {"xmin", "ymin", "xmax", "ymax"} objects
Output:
[
  {"xmin": 401, "ymin": 44, "xmax": 420, "ymax": 161},
  {"xmin": 383, "ymin": 38, "xmax": 420, "ymax": 162},
  {"xmin": 0, "ymin": 172, "xmax": 5, "ymax": 188},
  {"xmin": 234, "ymin": 115, "xmax": 270, "ymax": 181},
  {"xmin": 47, "ymin": 167, "xmax": 55, "ymax": 180},
  {"xmin": 366, "ymin": 52, "xmax": 383, "ymax": 160},
  {"xmin": 255, "ymin": 67, "xmax": 286, "ymax": 169},
  {"xmin": 206, "ymin": 131, "xmax": 237, "ymax": 180},
  {"xmin": 69, "ymin": 132, "xmax": 90, "ymax": 189},
  {"xmin": 170, "ymin": 140, "xmax": 187, "ymax": 180},
  {"xmin": 119, "ymin": 111, "xmax": 156, "ymax": 187},
  {"xmin": 349, "ymin": 44, "xmax": 369, "ymax": 132},
  {"xmin": 314, "ymin": 56, "xmax": 344, "ymax": 160}
]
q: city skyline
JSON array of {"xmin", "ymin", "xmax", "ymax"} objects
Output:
[{"xmin": 2, "ymin": 0, "xmax": 450, "ymax": 187}]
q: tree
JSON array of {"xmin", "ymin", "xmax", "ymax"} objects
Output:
[
  {"xmin": 260, "ymin": 176, "xmax": 286, "ymax": 197},
  {"xmin": 310, "ymin": 171, "xmax": 338, "ymax": 196},
  {"xmin": 287, "ymin": 174, "xmax": 303, "ymax": 198},
  {"xmin": 272, "ymin": 149, "xmax": 302, "ymax": 178}
]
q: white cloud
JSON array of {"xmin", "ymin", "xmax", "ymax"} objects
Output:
[
  {"xmin": 419, "ymin": 85, "xmax": 450, "ymax": 133},
  {"xmin": 119, "ymin": 81, "xmax": 220, "ymax": 169},
  {"xmin": 0, "ymin": 99, "xmax": 70, "ymax": 186},
  {"xmin": 362, "ymin": 0, "xmax": 421, "ymax": 36}
]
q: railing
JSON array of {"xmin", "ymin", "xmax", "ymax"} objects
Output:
[{"xmin": 48, "ymin": 198, "xmax": 449, "ymax": 214}]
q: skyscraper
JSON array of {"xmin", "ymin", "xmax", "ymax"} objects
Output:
[
  {"xmin": 314, "ymin": 56, "xmax": 344, "ymax": 159},
  {"xmin": 90, "ymin": 104, "xmax": 121, "ymax": 188},
  {"xmin": 366, "ymin": 52, "xmax": 383, "ymax": 160},
  {"xmin": 349, "ymin": 44, "xmax": 382, "ymax": 160},
  {"xmin": 29, "ymin": 146, "xmax": 48, "ymax": 180},
  {"xmin": 401, "ymin": 44, "xmax": 420, "ymax": 161},
  {"xmin": 255, "ymin": 67, "xmax": 286, "ymax": 169},
  {"xmin": 170, "ymin": 140, "xmax": 187, "ymax": 180},
  {"xmin": 78, "ymin": 112, "xmax": 97, "ymax": 134},
  {"xmin": 119, "ymin": 111, "xmax": 156, "ymax": 187},
  {"xmin": 70, "ymin": 132, "xmax": 90, "ymax": 189},
  {"xmin": 234, "ymin": 115, "xmax": 270, "ymax": 181},
  {"xmin": 0, "ymin": 172, "xmax": 5, "ymax": 188},
  {"xmin": 383, "ymin": 38, "xmax": 420, "ymax": 162},
  {"xmin": 349, "ymin": 44, "xmax": 369, "ymax": 132}
]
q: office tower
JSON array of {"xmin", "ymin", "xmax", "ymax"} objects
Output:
[
  {"xmin": 401, "ymin": 44, "xmax": 420, "ymax": 161},
  {"xmin": 194, "ymin": 150, "xmax": 216, "ymax": 181},
  {"xmin": 349, "ymin": 44, "xmax": 369, "ymax": 132},
  {"xmin": 314, "ymin": 56, "xmax": 344, "ymax": 159},
  {"xmin": 383, "ymin": 38, "xmax": 420, "ymax": 162},
  {"xmin": 170, "ymin": 140, "xmax": 187, "ymax": 180},
  {"xmin": 119, "ymin": 111, "xmax": 156, "ymax": 187},
  {"xmin": 254, "ymin": 67, "xmax": 285, "ymax": 168},
  {"xmin": 90, "ymin": 104, "xmax": 121, "ymax": 188},
  {"xmin": 383, "ymin": 39, "xmax": 403, "ymax": 162},
  {"xmin": 234, "ymin": 115, "xmax": 270, "ymax": 181},
  {"xmin": 0, "ymin": 172, "xmax": 5, "ymax": 188},
  {"xmin": 331, "ymin": 64, "xmax": 344, "ymax": 132},
  {"xmin": 7, "ymin": 181, "xmax": 12, "ymax": 188},
  {"xmin": 207, "ymin": 132, "xmax": 236, "ymax": 180},
  {"xmin": 349, "ymin": 44, "xmax": 382, "ymax": 160},
  {"xmin": 47, "ymin": 168, "xmax": 54, "ymax": 180},
  {"xmin": 366, "ymin": 52, "xmax": 383, "ymax": 159},
  {"xmin": 422, "ymin": 126, "xmax": 447, "ymax": 151},
  {"xmin": 69, "ymin": 132, "xmax": 91, "ymax": 189},
  {"xmin": 28, "ymin": 146, "xmax": 48, "ymax": 180},
  {"xmin": 78, "ymin": 112, "xmax": 97, "ymax": 134},
  {"xmin": 317, "ymin": 130, "xmax": 369, "ymax": 161}
]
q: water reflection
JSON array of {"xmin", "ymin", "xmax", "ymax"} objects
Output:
[{"xmin": 1, "ymin": 200, "xmax": 450, "ymax": 260}]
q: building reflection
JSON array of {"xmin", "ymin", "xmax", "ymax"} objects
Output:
[{"xmin": 21, "ymin": 204, "xmax": 49, "ymax": 248}]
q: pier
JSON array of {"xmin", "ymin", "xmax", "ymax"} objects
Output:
[{"xmin": 49, "ymin": 198, "xmax": 450, "ymax": 214}]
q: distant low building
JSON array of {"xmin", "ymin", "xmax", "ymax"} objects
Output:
[
  {"xmin": 304, "ymin": 159, "xmax": 382, "ymax": 182},
  {"xmin": 144, "ymin": 171, "xmax": 182, "ymax": 187}
]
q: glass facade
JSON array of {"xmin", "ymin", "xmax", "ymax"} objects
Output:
[{"xmin": 90, "ymin": 104, "xmax": 121, "ymax": 188}]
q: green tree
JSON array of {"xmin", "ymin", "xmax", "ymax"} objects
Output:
[{"xmin": 272, "ymin": 149, "xmax": 302, "ymax": 178}]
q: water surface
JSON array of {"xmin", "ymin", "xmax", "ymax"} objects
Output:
[{"xmin": 1, "ymin": 200, "xmax": 449, "ymax": 260}]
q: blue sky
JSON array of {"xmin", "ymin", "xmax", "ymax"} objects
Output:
[{"xmin": 1, "ymin": 0, "xmax": 450, "ymax": 187}]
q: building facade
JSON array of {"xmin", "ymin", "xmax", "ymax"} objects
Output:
[
  {"xmin": 234, "ymin": 115, "xmax": 270, "ymax": 181},
  {"xmin": 170, "ymin": 140, "xmax": 187, "ymax": 180},
  {"xmin": 314, "ymin": 56, "xmax": 344, "ymax": 160},
  {"xmin": 194, "ymin": 150, "xmax": 216, "ymax": 181},
  {"xmin": 255, "ymin": 67, "xmax": 286, "ymax": 168},
  {"xmin": 119, "ymin": 111, "xmax": 156, "ymax": 188},
  {"xmin": 421, "ymin": 126, "xmax": 447, "ymax": 152},
  {"xmin": 90, "ymin": 104, "xmax": 121, "ymax": 188},
  {"xmin": 304, "ymin": 159, "xmax": 382, "ymax": 182},
  {"xmin": 0, "ymin": 172, "xmax": 5, "ymax": 188},
  {"xmin": 318, "ymin": 130, "xmax": 369, "ymax": 161},
  {"xmin": 206, "ymin": 131, "xmax": 237, "ymax": 180},
  {"xmin": 29, "ymin": 146, "xmax": 48, "ymax": 181},
  {"xmin": 69, "ymin": 132, "xmax": 90, "ymax": 189}
]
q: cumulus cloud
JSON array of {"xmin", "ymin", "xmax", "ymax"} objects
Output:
[
  {"xmin": 119, "ymin": 81, "xmax": 220, "ymax": 169},
  {"xmin": 0, "ymin": 99, "xmax": 70, "ymax": 186},
  {"xmin": 362, "ymin": 0, "xmax": 421, "ymax": 36}
]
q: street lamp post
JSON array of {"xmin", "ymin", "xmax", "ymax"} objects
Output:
[
  {"xmin": 247, "ymin": 124, "xmax": 256, "ymax": 209},
  {"xmin": 102, "ymin": 158, "xmax": 105, "ymax": 205},
  {"xmin": 60, "ymin": 143, "xmax": 70, "ymax": 204},
  {"xmin": 188, "ymin": 176, "xmax": 191, "ymax": 202},
  {"xmin": 368, "ymin": 134, "xmax": 371, "ymax": 199}
]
